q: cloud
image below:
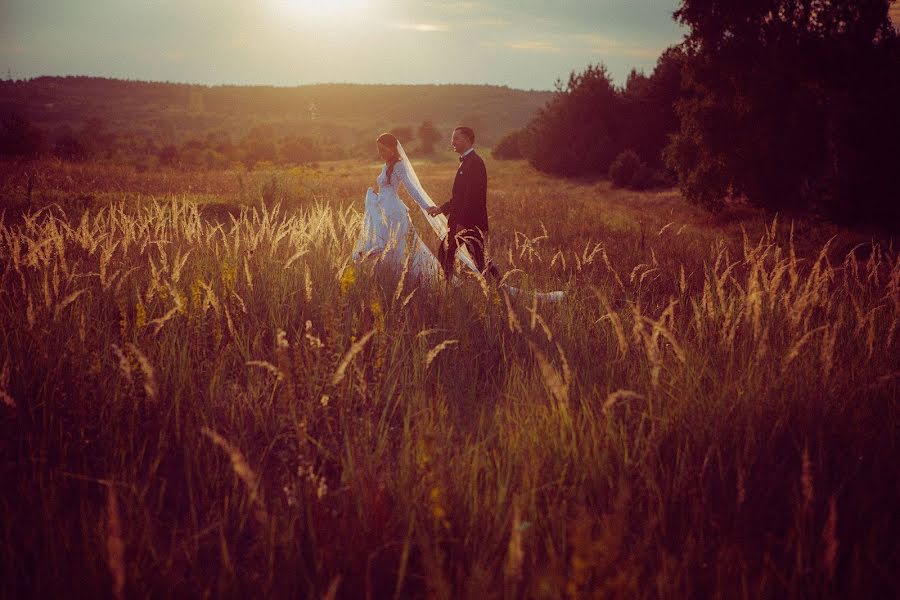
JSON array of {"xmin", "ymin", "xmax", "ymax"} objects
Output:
[
  {"xmin": 394, "ymin": 23, "xmax": 449, "ymax": 32},
  {"xmin": 575, "ymin": 34, "xmax": 660, "ymax": 59},
  {"xmin": 429, "ymin": 2, "xmax": 490, "ymax": 14},
  {"xmin": 508, "ymin": 41, "xmax": 562, "ymax": 53},
  {"xmin": 472, "ymin": 18, "xmax": 511, "ymax": 27}
]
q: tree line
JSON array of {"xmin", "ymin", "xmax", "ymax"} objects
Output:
[
  {"xmin": 497, "ymin": 0, "xmax": 900, "ymax": 228},
  {"xmin": 0, "ymin": 114, "xmax": 445, "ymax": 170}
]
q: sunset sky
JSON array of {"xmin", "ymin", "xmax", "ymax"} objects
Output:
[{"xmin": 1, "ymin": 0, "xmax": 689, "ymax": 90}]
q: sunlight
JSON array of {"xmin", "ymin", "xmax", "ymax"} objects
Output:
[{"xmin": 273, "ymin": 0, "xmax": 371, "ymax": 20}]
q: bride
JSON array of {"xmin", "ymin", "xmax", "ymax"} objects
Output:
[
  {"xmin": 352, "ymin": 132, "xmax": 564, "ymax": 300},
  {"xmin": 352, "ymin": 132, "xmax": 447, "ymax": 281}
]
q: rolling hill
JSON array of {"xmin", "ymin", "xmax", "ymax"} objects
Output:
[{"xmin": 0, "ymin": 76, "xmax": 554, "ymax": 150}]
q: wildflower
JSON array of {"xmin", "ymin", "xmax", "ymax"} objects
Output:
[
  {"xmin": 370, "ymin": 299, "xmax": 385, "ymax": 333},
  {"xmin": 221, "ymin": 259, "xmax": 237, "ymax": 295},
  {"xmin": 340, "ymin": 264, "xmax": 356, "ymax": 295},
  {"xmin": 135, "ymin": 300, "xmax": 147, "ymax": 329},
  {"xmin": 190, "ymin": 279, "xmax": 203, "ymax": 314}
]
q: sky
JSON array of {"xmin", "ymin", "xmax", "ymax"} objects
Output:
[{"xmin": 0, "ymin": 1, "xmax": 689, "ymax": 90}]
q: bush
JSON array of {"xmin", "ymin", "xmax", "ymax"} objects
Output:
[
  {"xmin": 609, "ymin": 149, "xmax": 642, "ymax": 187},
  {"xmin": 630, "ymin": 164, "xmax": 657, "ymax": 190},
  {"xmin": 520, "ymin": 64, "xmax": 624, "ymax": 176},
  {"xmin": 491, "ymin": 130, "xmax": 523, "ymax": 160},
  {"xmin": 0, "ymin": 113, "xmax": 45, "ymax": 158}
]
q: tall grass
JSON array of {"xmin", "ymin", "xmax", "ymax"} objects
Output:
[{"xmin": 0, "ymin": 161, "xmax": 897, "ymax": 598}]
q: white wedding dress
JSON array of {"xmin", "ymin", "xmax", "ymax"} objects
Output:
[
  {"xmin": 352, "ymin": 143, "xmax": 565, "ymax": 301},
  {"xmin": 352, "ymin": 158, "xmax": 443, "ymax": 281}
]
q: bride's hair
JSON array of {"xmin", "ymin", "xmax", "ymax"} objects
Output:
[{"xmin": 376, "ymin": 132, "xmax": 401, "ymax": 184}]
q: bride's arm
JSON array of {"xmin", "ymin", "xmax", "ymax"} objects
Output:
[{"xmin": 396, "ymin": 162, "xmax": 433, "ymax": 211}]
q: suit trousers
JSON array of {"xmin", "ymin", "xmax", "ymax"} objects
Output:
[{"xmin": 439, "ymin": 227, "xmax": 500, "ymax": 282}]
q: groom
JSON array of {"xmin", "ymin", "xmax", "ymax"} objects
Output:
[{"xmin": 427, "ymin": 126, "xmax": 500, "ymax": 282}]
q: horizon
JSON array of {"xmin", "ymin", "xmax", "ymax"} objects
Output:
[{"xmin": 5, "ymin": 74, "xmax": 559, "ymax": 94}]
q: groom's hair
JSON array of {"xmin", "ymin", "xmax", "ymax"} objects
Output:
[{"xmin": 454, "ymin": 126, "xmax": 475, "ymax": 143}]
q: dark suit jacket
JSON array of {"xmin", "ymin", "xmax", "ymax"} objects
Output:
[{"xmin": 439, "ymin": 150, "xmax": 488, "ymax": 233}]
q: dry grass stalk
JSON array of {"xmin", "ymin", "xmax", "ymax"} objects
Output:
[
  {"xmin": 105, "ymin": 482, "xmax": 126, "ymax": 600},
  {"xmin": 531, "ymin": 343, "xmax": 569, "ymax": 404},
  {"xmin": 602, "ymin": 389, "xmax": 644, "ymax": 413},
  {"xmin": 246, "ymin": 360, "xmax": 285, "ymax": 382},
  {"xmin": 503, "ymin": 290, "xmax": 523, "ymax": 334},
  {"xmin": 594, "ymin": 291, "xmax": 628, "ymax": 358},
  {"xmin": 393, "ymin": 251, "xmax": 411, "ymax": 304},
  {"xmin": 322, "ymin": 575, "xmax": 342, "ymax": 600},
  {"xmin": 126, "ymin": 343, "xmax": 158, "ymax": 401},
  {"xmin": 0, "ymin": 360, "xmax": 16, "ymax": 409},
  {"xmin": 53, "ymin": 288, "xmax": 87, "ymax": 321},
  {"xmin": 304, "ymin": 264, "xmax": 313, "ymax": 302},
  {"xmin": 504, "ymin": 503, "xmax": 525, "ymax": 584},
  {"xmin": 201, "ymin": 427, "xmax": 267, "ymax": 521},
  {"xmin": 801, "ymin": 445, "xmax": 814, "ymax": 510},
  {"xmin": 822, "ymin": 495, "xmax": 839, "ymax": 583},
  {"xmin": 331, "ymin": 329, "xmax": 375, "ymax": 385},
  {"xmin": 111, "ymin": 344, "xmax": 133, "ymax": 384},
  {"xmin": 781, "ymin": 325, "xmax": 827, "ymax": 374},
  {"xmin": 425, "ymin": 339, "xmax": 458, "ymax": 370}
]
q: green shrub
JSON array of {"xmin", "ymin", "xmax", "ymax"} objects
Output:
[
  {"xmin": 609, "ymin": 149, "xmax": 642, "ymax": 187},
  {"xmin": 491, "ymin": 130, "xmax": 523, "ymax": 160}
]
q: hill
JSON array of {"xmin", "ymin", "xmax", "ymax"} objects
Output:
[{"xmin": 0, "ymin": 76, "xmax": 553, "ymax": 150}]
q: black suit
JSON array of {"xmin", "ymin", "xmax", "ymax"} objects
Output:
[{"xmin": 438, "ymin": 150, "xmax": 499, "ymax": 280}]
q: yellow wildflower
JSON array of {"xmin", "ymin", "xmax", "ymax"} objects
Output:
[
  {"xmin": 340, "ymin": 265, "xmax": 356, "ymax": 295},
  {"xmin": 135, "ymin": 299, "xmax": 147, "ymax": 329}
]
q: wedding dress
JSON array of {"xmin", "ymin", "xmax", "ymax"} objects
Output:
[
  {"xmin": 352, "ymin": 143, "xmax": 565, "ymax": 301},
  {"xmin": 352, "ymin": 157, "xmax": 443, "ymax": 281}
]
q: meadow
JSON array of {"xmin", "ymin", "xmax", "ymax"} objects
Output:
[{"xmin": 0, "ymin": 155, "xmax": 897, "ymax": 599}]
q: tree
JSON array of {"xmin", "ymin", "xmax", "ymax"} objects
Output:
[
  {"xmin": 666, "ymin": 0, "xmax": 900, "ymax": 226},
  {"xmin": 0, "ymin": 113, "xmax": 44, "ymax": 158},
  {"xmin": 158, "ymin": 144, "xmax": 179, "ymax": 167},
  {"xmin": 491, "ymin": 129, "xmax": 523, "ymax": 160},
  {"xmin": 621, "ymin": 47, "xmax": 684, "ymax": 169},
  {"xmin": 609, "ymin": 150, "xmax": 643, "ymax": 187},
  {"xmin": 519, "ymin": 64, "xmax": 624, "ymax": 176},
  {"xmin": 417, "ymin": 120, "xmax": 442, "ymax": 154},
  {"xmin": 280, "ymin": 136, "xmax": 322, "ymax": 164},
  {"xmin": 389, "ymin": 126, "xmax": 415, "ymax": 145},
  {"xmin": 54, "ymin": 133, "xmax": 87, "ymax": 161}
]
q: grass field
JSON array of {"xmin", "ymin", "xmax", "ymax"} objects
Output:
[{"xmin": 0, "ymin": 156, "xmax": 897, "ymax": 598}]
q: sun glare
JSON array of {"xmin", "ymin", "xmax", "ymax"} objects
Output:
[{"xmin": 274, "ymin": 0, "xmax": 370, "ymax": 20}]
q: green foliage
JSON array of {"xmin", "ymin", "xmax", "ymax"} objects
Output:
[
  {"xmin": 520, "ymin": 52, "xmax": 684, "ymax": 178},
  {"xmin": 389, "ymin": 126, "xmax": 415, "ymax": 145},
  {"xmin": 491, "ymin": 129, "xmax": 523, "ymax": 160},
  {"xmin": 520, "ymin": 64, "xmax": 623, "ymax": 176},
  {"xmin": 609, "ymin": 149, "xmax": 643, "ymax": 188},
  {"xmin": 0, "ymin": 77, "xmax": 553, "ymax": 169},
  {"xmin": 629, "ymin": 164, "xmax": 659, "ymax": 191},
  {"xmin": 0, "ymin": 113, "xmax": 44, "ymax": 158},
  {"xmin": 666, "ymin": 0, "xmax": 900, "ymax": 227},
  {"xmin": 417, "ymin": 120, "xmax": 442, "ymax": 154}
]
